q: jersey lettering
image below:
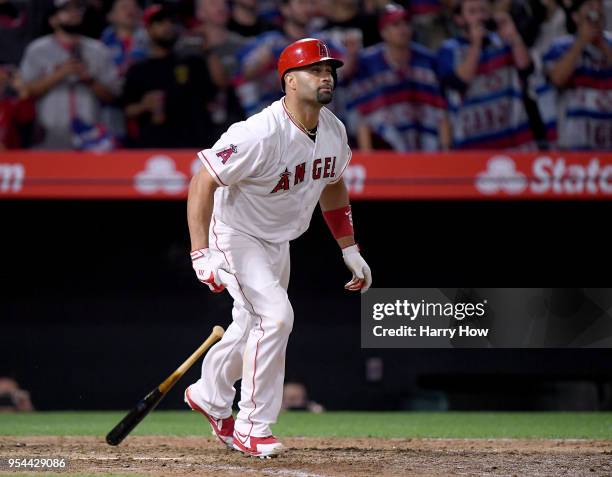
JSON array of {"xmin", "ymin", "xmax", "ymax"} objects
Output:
[
  {"xmin": 323, "ymin": 157, "xmax": 333, "ymax": 178},
  {"xmin": 270, "ymin": 158, "xmax": 338, "ymax": 194},
  {"xmin": 270, "ymin": 168, "xmax": 291, "ymax": 194},
  {"xmin": 313, "ymin": 159, "xmax": 322, "ymax": 180},
  {"xmin": 294, "ymin": 162, "xmax": 306, "ymax": 185}
]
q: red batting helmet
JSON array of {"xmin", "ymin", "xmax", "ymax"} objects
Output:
[{"xmin": 277, "ymin": 38, "xmax": 344, "ymax": 92}]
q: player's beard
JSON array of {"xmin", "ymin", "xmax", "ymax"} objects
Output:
[{"xmin": 316, "ymin": 89, "xmax": 333, "ymax": 105}]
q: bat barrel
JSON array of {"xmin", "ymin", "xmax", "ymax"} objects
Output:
[
  {"xmin": 105, "ymin": 326, "xmax": 224, "ymax": 445},
  {"xmin": 106, "ymin": 389, "xmax": 164, "ymax": 446}
]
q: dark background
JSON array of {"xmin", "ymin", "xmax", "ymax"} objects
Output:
[{"xmin": 1, "ymin": 199, "xmax": 611, "ymax": 411}]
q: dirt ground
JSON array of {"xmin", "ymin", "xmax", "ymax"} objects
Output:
[{"xmin": 1, "ymin": 436, "xmax": 611, "ymax": 477}]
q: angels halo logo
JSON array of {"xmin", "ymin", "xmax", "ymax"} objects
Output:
[{"xmin": 216, "ymin": 144, "xmax": 238, "ymax": 164}]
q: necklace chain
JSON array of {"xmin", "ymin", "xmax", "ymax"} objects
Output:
[{"xmin": 284, "ymin": 99, "xmax": 317, "ymax": 137}]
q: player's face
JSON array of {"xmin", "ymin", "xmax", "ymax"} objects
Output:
[{"xmin": 293, "ymin": 62, "xmax": 334, "ymax": 105}]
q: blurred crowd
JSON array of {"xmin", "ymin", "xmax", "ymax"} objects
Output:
[{"xmin": 0, "ymin": 0, "xmax": 610, "ymax": 151}]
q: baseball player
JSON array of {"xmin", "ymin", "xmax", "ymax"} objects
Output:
[{"xmin": 184, "ymin": 38, "xmax": 372, "ymax": 458}]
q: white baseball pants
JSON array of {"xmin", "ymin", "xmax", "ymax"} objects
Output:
[{"xmin": 190, "ymin": 216, "xmax": 292, "ymax": 437}]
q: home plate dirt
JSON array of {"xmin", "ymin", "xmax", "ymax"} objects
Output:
[{"xmin": 1, "ymin": 436, "xmax": 611, "ymax": 476}]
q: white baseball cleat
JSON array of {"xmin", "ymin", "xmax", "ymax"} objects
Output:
[
  {"xmin": 184, "ymin": 386, "xmax": 234, "ymax": 449},
  {"xmin": 232, "ymin": 430, "xmax": 285, "ymax": 458}
]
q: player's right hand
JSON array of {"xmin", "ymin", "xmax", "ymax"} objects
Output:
[{"xmin": 190, "ymin": 248, "xmax": 227, "ymax": 293}]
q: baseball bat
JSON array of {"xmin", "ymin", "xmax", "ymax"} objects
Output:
[{"xmin": 105, "ymin": 325, "xmax": 224, "ymax": 446}]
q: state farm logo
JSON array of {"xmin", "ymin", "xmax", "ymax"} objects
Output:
[
  {"xmin": 476, "ymin": 156, "xmax": 527, "ymax": 195},
  {"xmin": 134, "ymin": 156, "xmax": 187, "ymax": 195},
  {"xmin": 343, "ymin": 164, "xmax": 366, "ymax": 193},
  {"xmin": 476, "ymin": 156, "xmax": 612, "ymax": 196},
  {"xmin": 0, "ymin": 163, "xmax": 25, "ymax": 193},
  {"xmin": 531, "ymin": 157, "xmax": 612, "ymax": 194}
]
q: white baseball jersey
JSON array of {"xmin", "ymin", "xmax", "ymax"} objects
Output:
[{"xmin": 197, "ymin": 98, "xmax": 352, "ymax": 243}]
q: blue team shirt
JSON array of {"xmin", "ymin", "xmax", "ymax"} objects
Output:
[
  {"xmin": 542, "ymin": 32, "xmax": 612, "ymax": 150},
  {"xmin": 437, "ymin": 34, "xmax": 551, "ymax": 149},
  {"xmin": 346, "ymin": 42, "xmax": 446, "ymax": 151},
  {"xmin": 233, "ymin": 31, "xmax": 287, "ymax": 117},
  {"xmin": 100, "ymin": 26, "xmax": 148, "ymax": 76}
]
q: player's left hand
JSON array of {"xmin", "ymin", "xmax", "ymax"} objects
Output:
[{"xmin": 342, "ymin": 244, "xmax": 372, "ymax": 294}]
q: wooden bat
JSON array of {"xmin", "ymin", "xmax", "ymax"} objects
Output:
[{"xmin": 106, "ymin": 325, "xmax": 224, "ymax": 446}]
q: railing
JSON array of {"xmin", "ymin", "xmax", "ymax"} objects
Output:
[{"xmin": 1, "ymin": 150, "xmax": 611, "ymax": 200}]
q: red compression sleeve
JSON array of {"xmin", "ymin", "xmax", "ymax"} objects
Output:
[{"xmin": 323, "ymin": 205, "xmax": 354, "ymax": 239}]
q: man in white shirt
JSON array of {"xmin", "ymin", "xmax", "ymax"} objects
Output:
[
  {"xmin": 184, "ymin": 38, "xmax": 372, "ymax": 458},
  {"xmin": 19, "ymin": 0, "xmax": 119, "ymax": 149}
]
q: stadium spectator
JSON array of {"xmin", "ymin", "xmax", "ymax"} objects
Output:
[
  {"xmin": 0, "ymin": 377, "xmax": 34, "ymax": 412},
  {"xmin": 182, "ymin": 0, "xmax": 245, "ymax": 80},
  {"xmin": 531, "ymin": 0, "xmax": 569, "ymax": 58},
  {"xmin": 80, "ymin": 0, "xmax": 108, "ymax": 39},
  {"xmin": 436, "ymin": 0, "xmax": 550, "ymax": 149},
  {"xmin": 494, "ymin": 0, "xmax": 548, "ymax": 49},
  {"xmin": 0, "ymin": 0, "xmax": 29, "ymax": 66},
  {"xmin": 257, "ymin": 0, "xmax": 283, "ymax": 26},
  {"xmin": 317, "ymin": 0, "xmax": 381, "ymax": 47},
  {"xmin": 123, "ymin": 5, "xmax": 219, "ymax": 148},
  {"xmin": 412, "ymin": 0, "xmax": 459, "ymax": 50},
  {"xmin": 234, "ymin": 0, "xmax": 354, "ymax": 117},
  {"xmin": 19, "ymin": 0, "xmax": 120, "ymax": 150},
  {"xmin": 282, "ymin": 382, "xmax": 325, "ymax": 413},
  {"xmin": 543, "ymin": 0, "xmax": 612, "ymax": 149},
  {"xmin": 0, "ymin": 64, "xmax": 35, "ymax": 149},
  {"xmin": 101, "ymin": 0, "xmax": 148, "ymax": 76},
  {"xmin": 232, "ymin": 0, "xmax": 319, "ymax": 116},
  {"xmin": 178, "ymin": 0, "xmax": 244, "ymax": 136},
  {"xmin": 227, "ymin": 0, "xmax": 277, "ymax": 37},
  {"xmin": 345, "ymin": 4, "xmax": 448, "ymax": 151},
  {"xmin": 100, "ymin": 0, "xmax": 148, "ymax": 143}
]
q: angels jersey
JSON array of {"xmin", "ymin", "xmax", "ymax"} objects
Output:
[{"xmin": 197, "ymin": 98, "xmax": 352, "ymax": 243}]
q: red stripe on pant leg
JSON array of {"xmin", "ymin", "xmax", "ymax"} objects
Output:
[{"xmin": 212, "ymin": 215, "xmax": 264, "ymax": 441}]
